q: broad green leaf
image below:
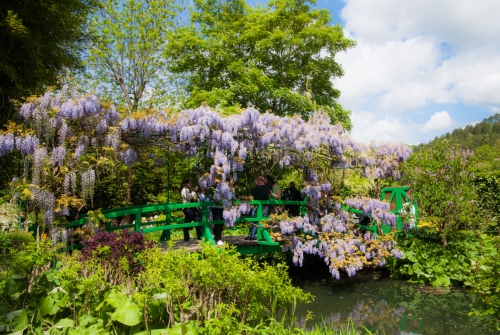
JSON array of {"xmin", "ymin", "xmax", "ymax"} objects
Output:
[
  {"xmin": 79, "ymin": 315, "xmax": 96, "ymax": 327},
  {"xmin": 5, "ymin": 309, "xmax": 23, "ymax": 321},
  {"xmin": 104, "ymin": 290, "xmax": 127, "ymax": 309},
  {"xmin": 153, "ymin": 292, "xmax": 168, "ymax": 300},
  {"xmin": 168, "ymin": 321, "xmax": 199, "ymax": 335},
  {"xmin": 49, "ymin": 286, "xmax": 69, "ymax": 295},
  {"xmin": 5, "ymin": 276, "xmax": 21, "ymax": 296},
  {"xmin": 110, "ymin": 300, "xmax": 142, "ymax": 326},
  {"xmin": 39, "ymin": 296, "xmax": 59, "ymax": 316},
  {"xmin": 12, "ymin": 309, "xmax": 28, "ymax": 332},
  {"xmin": 55, "ymin": 318, "xmax": 75, "ymax": 328}
]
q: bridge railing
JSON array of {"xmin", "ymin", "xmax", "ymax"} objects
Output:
[
  {"xmin": 66, "ymin": 199, "xmax": 308, "ymax": 246},
  {"xmin": 61, "ymin": 186, "xmax": 416, "ymax": 248}
]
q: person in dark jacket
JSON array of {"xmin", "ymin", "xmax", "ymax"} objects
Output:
[
  {"xmin": 282, "ymin": 182, "xmax": 303, "ymax": 217},
  {"xmin": 245, "ymin": 176, "xmax": 270, "ymax": 240}
]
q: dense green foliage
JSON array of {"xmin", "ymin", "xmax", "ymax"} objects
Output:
[
  {"xmin": 400, "ymin": 139, "xmax": 478, "ymax": 244},
  {"xmin": 0, "ymin": 0, "xmax": 97, "ymax": 123},
  {"xmin": 0, "ymin": 236, "xmax": 318, "ymax": 334},
  {"xmin": 387, "ymin": 230, "xmax": 500, "ymax": 329},
  {"xmin": 437, "ymin": 113, "xmax": 500, "ymax": 150},
  {"xmin": 474, "ymin": 175, "xmax": 500, "ymax": 230},
  {"xmin": 465, "ymin": 235, "xmax": 500, "ymax": 329},
  {"xmin": 168, "ymin": 0, "xmax": 354, "ymax": 128},
  {"xmin": 416, "ymin": 113, "xmax": 500, "ymax": 175},
  {"xmin": 388, "ymin": 230, "xmax": 480, "ymax": 286},
  {"xmin": 392, "ymin": 132, "xmax": 500, "ymax": 327}
]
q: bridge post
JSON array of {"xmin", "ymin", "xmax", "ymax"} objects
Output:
[
  {"xmin": 201, "ymin": 204, "xmax": 214, "ymax": 244},
  {"xmin": 256, "ymin": 202, "xmax": 263, "ymax": 240},
  {"xmin": 165, "ymin": 210, "xmax": 171, "ymax": 241},
  {"xmin": 135, "ymin": 212, "xmax": 141, "ymax": 232}
]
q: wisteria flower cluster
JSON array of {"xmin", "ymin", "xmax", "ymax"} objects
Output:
[
  {"xmin": 1, "ymin": 91, "xmax": 120, "ymax": 229},
  {"xmin": 271, "ymin": 196, "xmax": 403, "ymax": 280},
  {"xmin": 287, "ymin": 228, "xmax": 402, "ymax": 279},
  {"xmin": 345, "ymin": 197, "xmax": 397, "ymax": 227},
  {"xmin": 358, "ymin": 141, "xmax": 413, "ymax": 181}
]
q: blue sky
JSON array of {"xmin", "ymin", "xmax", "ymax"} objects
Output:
[{"xmin": 251, "ymin": 0, "xmax": 500, "ymax": 144}]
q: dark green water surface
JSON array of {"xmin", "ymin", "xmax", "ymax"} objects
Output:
[{"xmin": 293, "ymin": 273, "xmax": 499, "ymax": 335}]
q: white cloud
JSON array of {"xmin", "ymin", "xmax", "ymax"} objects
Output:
[
  {"xmin": 341, "ymin": 0, "xmax": 500, "ymax": 48},
  {"xmin": 334, "ymin": 0, "xmax": 500, "ymax": 143},
  {"xmin": 350, "ymin": 111, "xmax": 419, "ymax": 144},
  {"xmin": 350, "ymin": 110, "xmax": 456, "ymax": 145},
  {"xmin": 420, "ymin": 111, "xmax": 453, "ymax": 132}
]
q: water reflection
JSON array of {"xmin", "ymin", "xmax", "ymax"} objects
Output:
[{"xmin": 293, "ymin": 274, "xmax": 499, "ymax": 335}]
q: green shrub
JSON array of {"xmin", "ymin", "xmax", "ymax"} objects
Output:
[
  {"xmin": 0, "ymin": 202, "xmax": 21, "ymax": 233},
  {"xmin": 387, "ymin": 230, "xmax": 473, "ymax": 286},
  {"xmin": 0, "ymin": 241, "xmax": 313, "ymax": 334},
  {"xmin": 387, "ymin": 230, "xmax": 500, "ymax": 329},
  {"xmin": 465, "ymin": 235, "xmax": 500, "ymax": 330}
]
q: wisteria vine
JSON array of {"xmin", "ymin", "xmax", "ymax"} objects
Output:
[{"xmin": 0, "ymin": 91, "xmax": 412, "ymax": 278}]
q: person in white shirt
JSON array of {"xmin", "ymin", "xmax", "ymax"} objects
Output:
[{"xmin": 180, "ymin": 178, "xmax": 202, "ymax": 241}]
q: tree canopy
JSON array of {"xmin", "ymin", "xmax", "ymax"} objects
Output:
[
  {"xmin": 85, "ymin": 0, "xmax": 181, "ymax": 112},
  {"xmin": 168, "ymin": 0, "xmax": 355, "ymax": 128},
  {"xmin": 0, "ymin": 0, "xmax": 97, "ymax": 123}
]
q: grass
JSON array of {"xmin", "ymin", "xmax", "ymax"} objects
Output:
[{"xmin": 244, "ymin": 319, "xmax": 381, "ymax": 335}]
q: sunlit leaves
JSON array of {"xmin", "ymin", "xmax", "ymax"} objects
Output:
[
  {"xmin": 86, "ymin": 0, "xmax": 182, "ymax": 112},
  {"xmin": 168, "ymin": 0, "xmax": 355, "ymax": 127}
]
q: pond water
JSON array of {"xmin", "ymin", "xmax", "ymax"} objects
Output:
[{"xmin": 293, "ymin": 273, "xmax": 499, "ymax": 335}]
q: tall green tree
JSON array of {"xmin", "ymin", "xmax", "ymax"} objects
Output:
[
  {"xmin": 168, "ymin": 0, "xmax": 355, "ymax": 128},
  {"xmin": 85, "ymin": 0, "xmax": 182, "ymax": 112},
  {"xmin": 0, "ymin": 0, "xmax": 97, "ymax": 123}
]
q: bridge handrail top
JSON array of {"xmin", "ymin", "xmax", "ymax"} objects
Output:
[
  {"xmin": 86, "ymin": 199, "xmax": 308, "ymax": 215},
  {"xmin": 65, "ymin": 199, "xmax": 307, "ymax": 227},
  {"xmin": 71, "ymin": 189, "xmax": 410, "ymax": 217}
]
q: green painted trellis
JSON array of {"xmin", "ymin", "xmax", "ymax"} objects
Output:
[{"xmin": 30, "ymin": 186, "xmax": 416, "ymax": 255}]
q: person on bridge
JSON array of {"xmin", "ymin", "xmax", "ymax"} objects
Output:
[
  {"xmin": 282, "ymin": 182, "xmax": 303, "ymax": 217},
  {"xmin": 180, "ymin": 178, "xmax": 203, "ymax": 241},
  {"xmin": 265, "ymin": 175, "xmax": 281, "ymax": 215},
  {"xmin": 245, "ymin": 176, "xmax": 270, "ymax": 240}
]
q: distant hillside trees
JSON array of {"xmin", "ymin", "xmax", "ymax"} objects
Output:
[{"xmin": 415, "ymin": 113, "xmax": 500, "ymax": 176}]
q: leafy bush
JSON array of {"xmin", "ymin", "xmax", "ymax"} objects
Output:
[
  {"xmin": 465, "ymin": 235, "xmax": 500, "ymax": 330},
  {"xmin": 387, "ymin": 231, "xmax": 465, "ymax": 286},
  {"xmin": 81, "ymin": 230, "xmax": 154, "ymax": 272},
  {"xmin": 0, "ymin": 229, "xmax": 33, "ymax": 242},
  {"xmin": 401, "ymin": 139, "xmax": 477, "ymax": 244},
  {"xmin": 136, "ymin": 244, "xmax": 312, "ymax": 328},
  {"xmin": 0, "ymin": 242, "xmax": 315, "ymax": 334},
  {"xmin": 0, "ymin": 202, "xmax": 20, "ymax": 233},
  {"xmin": 387, "ymin": 230, "xmax": 496, "ymax": 286}
]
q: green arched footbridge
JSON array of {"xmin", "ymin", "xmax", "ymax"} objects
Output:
[{"xmin": 62, "ymin": 187, "xmax": 417, "ymax": 255}]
